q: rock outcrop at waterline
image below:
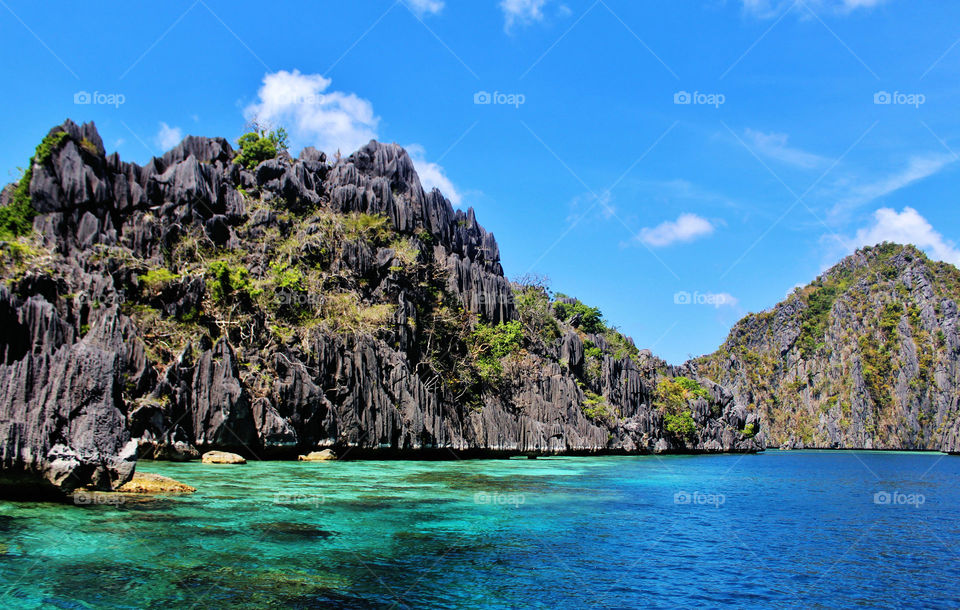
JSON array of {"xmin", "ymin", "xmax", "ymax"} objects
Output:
[
  {"xmin": 0, "ymin": 286, "xmax": 137, "ymax": 493},
  {"xmin": 691, "ymin": 244, "xmax": 960, "ymax": 452},
  {"xmin": 0, "ymin": 120, "xmax": 759, "ymax": 493}
]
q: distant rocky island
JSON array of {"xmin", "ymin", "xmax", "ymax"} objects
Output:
[
  {"xmin": 694, "ymin": 243, "xmax": 960, "ymax": 451},
  {"xmin": 0, "ymin": 120, "xmax": 956, "ymax": 498}
]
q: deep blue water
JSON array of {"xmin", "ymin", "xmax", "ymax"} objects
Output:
[{"xmin": 1, "ymin": 451, "xmax": 958, "ymax": 608}]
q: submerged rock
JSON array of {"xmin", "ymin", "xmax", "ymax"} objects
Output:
[{"xmin": 116, "ymin": 472, "xmax": 196, "ymax": 493}]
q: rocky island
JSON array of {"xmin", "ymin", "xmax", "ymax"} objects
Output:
[
  {"xmin": 0, "ymin": 120, "xmax": 761, "ymax": 497},
  {"xmin": 693, "ymin": 243, "xmax": 960, "ymax": 451},
  {"xmin": 2, "ymin": 120, "xmax": 959, "ymax": 499}
]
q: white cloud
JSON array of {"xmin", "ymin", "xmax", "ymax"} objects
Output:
[
  {"xmin": 638, "ymin": 213, "xmax": 714, "ymax": 247},
  {"xmin": 830, "ymin": 154, "xmax": 955, "ymax": 218},
  {"xmin": 851, "ymin": 207, "xmax": 960, "ymax": 266},
  {"xmin": 406, "ymin": 0, "xmax": 444, "ymax": 16},
  {"xmin": 500, "ymin": 0, "xmax": 548, "ymax": 31},
  {"xmin": 710, "ymin": 292, "xmax": 740, "ymax": 308},
  {"xmin": 245, "ymin": 72, "xmax": 464, "ymax": 205},
  {"xmin": 743, "ymin": 0, "xmax": 886, "ymax": 18},
  {"xmin": 405, "ymin": 144, "xmax": 463, "ymax": 206},
  {"xmin": 244, "ymin": 70, "xmax": 380, "ymax": 157},
  {"xmin": 156, "ymin": 123, "xmax": 182, "ymax": 150},
  {"xmin": 744, "ymin": 128, "xmax": 826, "ymax": 169}
]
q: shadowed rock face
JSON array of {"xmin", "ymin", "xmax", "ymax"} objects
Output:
[
  {"xmin": 0, "ymin": 120, "xmax": 760, "ymax": 492},
  {"xmin": 691, "ymin": 244, "xmax": 960, "ymax": 452},
  {"xmin": 0, "ymin": 288, "xmax": 136, "ymax": 494}
]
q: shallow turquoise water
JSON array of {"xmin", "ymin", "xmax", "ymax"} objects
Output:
[{"xmin": 1, "ymin": 451, "xmax": 959, "ymax": 608}]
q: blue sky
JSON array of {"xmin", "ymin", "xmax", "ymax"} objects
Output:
[{"xmin": 2, "ymin": 0, "xmax": 960, "ymax": 363}]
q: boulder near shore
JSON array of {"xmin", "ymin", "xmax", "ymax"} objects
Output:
[
  {"xmin": 298, "ymin": 449, "xmax": 337, "ymax": 461},
  {"xmin": 201, "ymin": 451, "xmax": 247, "ymax": 464},
  {"xmin": 116, "ymin": 472, "xmax": 196, "ymax": 493}
]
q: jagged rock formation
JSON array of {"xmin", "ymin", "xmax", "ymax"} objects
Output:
[
  {"xmin": 0, "ymin": 120, "xmax": 759, "ymax": 493},
  {"xmin": 0, "ymin": 287, "xmax": 137, "ymax": 494},
  {"xmin": 692, "ymin": 244, "xmax": 960, "ymax": 452}
]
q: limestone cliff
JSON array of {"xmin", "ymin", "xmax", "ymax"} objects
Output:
[
  {"xmin": 692, "ymin": 244, "xmax": 960, "ymax": 451},
  {"xmin": 0, "ymin": 121, "xmax": 759, "ymax": 493}
]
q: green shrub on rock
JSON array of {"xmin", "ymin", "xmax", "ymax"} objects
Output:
[
  {"xmin": 343, "ymin": 213, "xmax": 391, "ymax": 245},
  {"xmin": 512, "ymin": 280, "xmax": 560, "ymax": 343},
  {"xmin": 655, "ymin": 376, "xmax": 708, "ymax": 441},
  {"xmin": 664, "ymin": 411, "xmax": 697, "ymax": 440},
  {"xmin": 235, "ymin": 128, "xmax": 288, "ymax": 170},
  {"xmin": 139, "ymin": 268, "xmax": 179, "ymax": 293},
  {"xmin": 207, "ymin": 260, "xmax": 254, "ymax": 304},
  {"xmin": 470, "ymin": 320, "xmax": 524, "ymax": 383},
  {"xmin": 552, "ymin": 294, "xmax": 606, "ymax": 334},
  {"xmin": 0, "ymin": 131, "xmax": 68, "ymax": 240}
]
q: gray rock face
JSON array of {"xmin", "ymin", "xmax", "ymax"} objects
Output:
[
  {"xmin": 0, "ymin": 121, "xmax": 760, "ymax": 493},
  {"xmin": 691, "ymin": 244, "xmax": 960, "ymax": 452},
  {"xmin": 0, "ymin": 287, "xmax": 136, "ymax": 494}
]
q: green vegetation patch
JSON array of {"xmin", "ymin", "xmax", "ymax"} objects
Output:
[
  {"xmin": 552, "ymin": 294, "xmax": 606, "ymax": 334},
  {"xmin": 511, "ymin": 281, "xmax": 560, "ymax": 344},
  {"xmin": 470, "ymin": 320, "xmax": 524, "ymax": 383},
  {"xmin": 207, "ymin": 260, "xmax": 256, "ymax": 304},
  {"xmin": 235, "ymin": 128, "xmax": 288, "ymax": 170},
  {"xmin": 139, "ymin": 268, "xmax": 180, "ymax": 292},
  {"xmin": 343, "ymin": 212, "xmax": 392, "ymax": 245},
  {"xmin": 655, "ymin": 376, "xmax": 709, "ymax": 441},
  {"xmin": 582, "ymin": 390, "xmax": 617, "ymax": 423},
  {"xmin": 0, "ymin": 131, "xmax": 68, "ymax": 240}
]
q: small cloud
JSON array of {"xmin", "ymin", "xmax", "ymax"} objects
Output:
[
  {"xmin": 714, "ymin": 292, "xmax": 739, "ymax": 308},
  {"xmin": 638, "ymin": 213, "xmax": 714, "ymax": 247},
  {"xmin": 113, "ymin": 138, "xmax": 126, "ymax": 149},
  {"xmin": 405, "ymin": 144, "xmax": 462, "ymax": 207},
  {"xmin": 245, "ymin": 70, "xmax": 380, "ymax": 157},
  {"xmin": 742, "ymin": 0, "xmax": 887, "ymax": 18},
  {"xmin": 500, "ymin": 0, "xmax": 549, "ymax": 31},
  {"xmin": 787, "ymin": 282, "xmax": 805, "ymax": 297},
  {"xmin": 850, "ymin": 207, "xmax": 960, "ymax": 266},
  {"xmin": 830, "ymin": 154, "xmax": 956, "ymax": 219},
  {"xmin": 567, "ymin": 191, "xmax": 614, "ymax": 225},
  {"xmin": 406, "ymin": 0, "xmax": 444, "ymax": 16},
  {"xmin": 744, "ymin": 128, "xmax": 826, "ymax": 169},
  {"xmin": 155, "ymin": 123, "xmax": 182, "ymax": 150}
]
